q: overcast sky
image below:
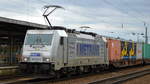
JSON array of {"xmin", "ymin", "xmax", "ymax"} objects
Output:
[{"xmin": 0, "ymin": 0, "xmax": 149, "ymax": 42}]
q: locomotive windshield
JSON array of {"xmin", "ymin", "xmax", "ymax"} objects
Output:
[{"xmin": 25, "ymin": 34, "xmax": 53, "ymax": 45}]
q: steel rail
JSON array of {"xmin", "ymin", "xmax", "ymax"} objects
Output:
[{"xmin": 88, "ymin": 69, "xmax": 150, "ymax": 84}]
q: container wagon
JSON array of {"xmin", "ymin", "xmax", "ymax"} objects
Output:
[{"xmin": 107, "ymin": 39, "xmax": 143, "ymax": 67}]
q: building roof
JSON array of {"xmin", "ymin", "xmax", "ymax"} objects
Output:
[
  {"xmin": 0, "ymin": 16, "xmax": 48, "ymax": 39},
  {"xmin": 0, "ymin": 17, "xmax": 48, "ymax": 36},
  {"xmin": 0, "ymin": 16, "xmax": 48, "ymax": 29}
]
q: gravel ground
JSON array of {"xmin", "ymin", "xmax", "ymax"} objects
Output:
[
  {"xmin": 123, "ymin": 74, "xmax": 150, "ymax": 84},
  {"xmin": 46, "ymin": 65, "xmax": 150, "ymax": 84}
]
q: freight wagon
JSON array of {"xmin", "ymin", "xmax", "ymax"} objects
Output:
[{"xmin": 107, "ymin": 39, "xmax": 143, "ymax": 67}]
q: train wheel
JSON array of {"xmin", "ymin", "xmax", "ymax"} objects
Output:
[{"xmin": 55, "ymin": 71, "xmax": 61, "ymax": 79}]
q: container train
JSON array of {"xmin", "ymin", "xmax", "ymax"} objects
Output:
[{"xmin": 20, "ymin": 26, "xmax": 150, "ymax": 77}]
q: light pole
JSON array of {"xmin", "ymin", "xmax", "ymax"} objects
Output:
[
  {"xmin": 43, "ymin": 5, "xmax": 64, "ymax": 29},
  {"xmin": 144, "ymin": 22, "xmax": 148, "ymax": 44}
]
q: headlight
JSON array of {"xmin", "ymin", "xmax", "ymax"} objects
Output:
[
  {"xmin": 24, "ymin": 58, "xmax": 28, "ymax": 61},
  {"xmin": 46, "ymin": 58, "xmax": 50, "ymax": 62}
]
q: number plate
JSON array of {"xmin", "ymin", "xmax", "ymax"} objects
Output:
[{"xmin": 30, "ymin": 57, "xmax": 42, "ymax": 62}]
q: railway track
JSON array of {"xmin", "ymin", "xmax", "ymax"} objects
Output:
[
  {"xmin": 0, "ymin": 68, "xmax": 52, "ymax": 84},
  {"xmin": 0, "ymin": 65, "xmax": 150, "ymax": 84},
  {"xmin": 0, "ymin": 75, "xmax": 50, "ymax": 84},
  {"xmin": 88, "ymin": 68, "xmax": 150, "ymax": 84},
  {"xmin": 42, "ymin": 65, "xmax": 150, "ymax": 84}
]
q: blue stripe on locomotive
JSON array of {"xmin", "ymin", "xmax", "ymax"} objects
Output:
[{"xmin": 77, "ymin": 43, "xmax": 100, "ymax": 56}]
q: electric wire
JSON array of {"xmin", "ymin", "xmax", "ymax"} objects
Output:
[
  {"xmin": 102, "ymin": 0, "xmax": 148, "ymax": 34},
  {"xmin": 102, "ymin": 0, "xmax": 145, "ymax": 23},
  {"xmin": 124, "ymin": 0, "xmax": 149, "ymax": 19},
  {"xmin": 122, "ymin": 0, "xmax": 149, "ymax": 27}
]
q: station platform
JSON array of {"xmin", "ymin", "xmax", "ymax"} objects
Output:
[{"xmin": 0, "ymin": 66, "xmax": 19, "ymax": 76}]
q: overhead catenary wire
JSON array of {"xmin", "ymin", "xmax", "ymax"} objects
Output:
[
  {"xmin": 25, "ymin": 0, "xmax": 51, "ymax": 25},
  {"xmin": 124, "ymin": 1, "xmax": 146, "ymax": 17},
  {"xmin": 102, "ymin": 1, "xmax": 148, "ymax": 29},
  {"xmin": 103, "ymin": 0, "xmax": 150, "ymax": 42},
  {"xmin": 102, "ymin": 0, "xmax": 145, "ymax": 23},
  {"xmin": 121, "ymin": 0, "xmax": 149, "ymax": 26},
  {"xmin": 30, "ymin": 0, "xmax": 50, "ymax": 4}
]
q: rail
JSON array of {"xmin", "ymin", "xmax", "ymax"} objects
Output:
[{"xmin": 88, "ymin": 68, "xmax": 150, "ymax": 84}]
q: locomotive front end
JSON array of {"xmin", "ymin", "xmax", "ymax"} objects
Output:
[
  {"xmin": 22, "ymin": 31, "xmax": 53, "ymax": 63},
  {"xmin": 21, "ymin": 30, "xmax": 56, "ymax": 74}
]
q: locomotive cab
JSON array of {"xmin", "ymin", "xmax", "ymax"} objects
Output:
[{"xmin": 21, "ymin": 29, "xmax": 67, "ymax": 74}]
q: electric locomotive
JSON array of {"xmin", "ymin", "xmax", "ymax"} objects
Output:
[{"xmin": 21, "ymin": 27, "xmax": 109, "ymax": 75}]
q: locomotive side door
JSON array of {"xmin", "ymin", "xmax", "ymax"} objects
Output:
[
  {"xmin": 63, "ymin": 36, "xmax": 76, "ymax": 66},
  {"xmin": 62, "ymin": 37, "xmax": 68, "ymax": 65}
]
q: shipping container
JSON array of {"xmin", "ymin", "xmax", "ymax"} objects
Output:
[
  {"xmin": 121, "ymin": 41, "xmax": 136, "ymax": 60},
  {"xmin": 128, "ymin": 42, "xmax": 136, "ymax": 60},
  {"xmin": 121, "ymin": 41, "xmax": 129, "ymax": 60},
  {"xmin": 143, "ymin": 44, "xmax": 150, "ymax": 59},
  {"xmin": 136, "ymin": 43, "xmax": 143, "ymax": 59},
  {"xmin": 107, "ymin": 39, "xmax": 121, "ymax": 62}
]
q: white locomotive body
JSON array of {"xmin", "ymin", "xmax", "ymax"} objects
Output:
[{"xmin": 21, "ymin": 27, "xmax": 109, "ymax": 75}]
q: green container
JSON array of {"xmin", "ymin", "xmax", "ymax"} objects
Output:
[{"xmin": 143, "ymin": 44, "xmax": 150, "ymax": 59}]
